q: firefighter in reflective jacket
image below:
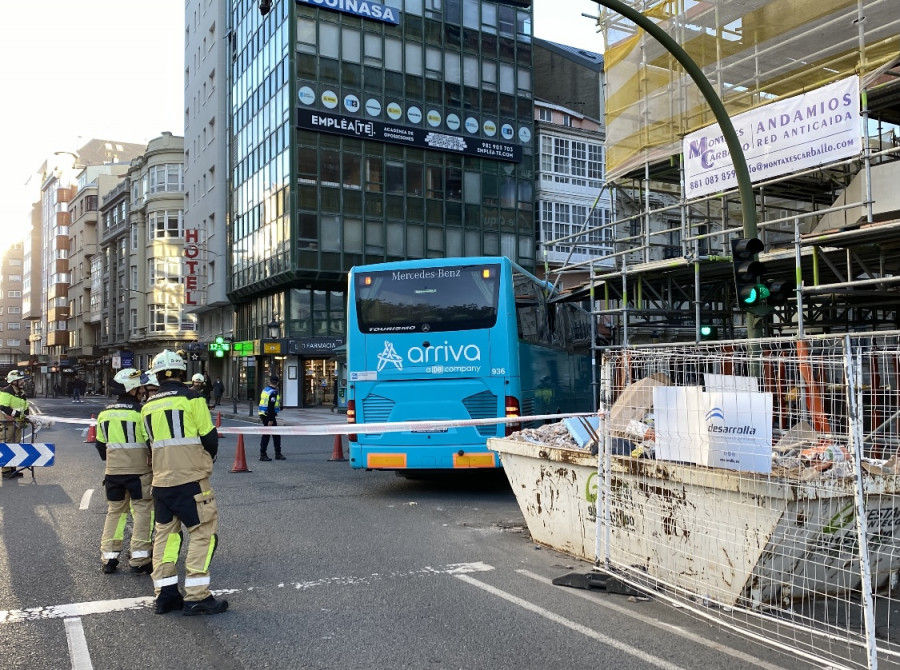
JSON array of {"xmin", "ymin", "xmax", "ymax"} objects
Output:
[
  {"xmin": 142, "ymin": 349, "xmax": 227, "ymax": 616},
  {"xmin": 1, "ymin": 370, "xmax": 32, "ymax": 480},
  {"xmin": 95, "ymin": 368, "xmax": 153, "ymax": 574}
]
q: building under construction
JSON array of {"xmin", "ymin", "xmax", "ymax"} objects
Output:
[{"xmin": 549, "ymin": 0, "xmax": 900, "ymax": 344}]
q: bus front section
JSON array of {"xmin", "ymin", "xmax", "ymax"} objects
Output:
[{"xmin": 347, "ymin": 261, "xmax": 511, "ymax": 471}]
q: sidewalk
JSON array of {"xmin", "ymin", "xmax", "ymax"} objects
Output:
[{"xmin": 212, "ymin": 400, "xmax": 346, "ymax": 427}]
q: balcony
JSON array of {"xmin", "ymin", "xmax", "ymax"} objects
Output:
[{"xmin": 47, "ymin": 330, "xmax": 69, "ymax": 347}]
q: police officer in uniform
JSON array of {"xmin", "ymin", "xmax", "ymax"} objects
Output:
[
  {"xmin": 1, "ymin": 370, "xmax": 32, "ymax": 480},
  {"xmin": 94, "ymin": 368, "xmax": 153, "ymax": 574},
  {"xmin": 258, "ymin": 375, "xmax": 283, "ymax": 461},
  {"xmin": 142, "ymin": 349, "xmax": 227, "ymax": 615}
]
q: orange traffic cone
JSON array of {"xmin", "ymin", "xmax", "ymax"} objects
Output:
[
  {"xmin": 216, "ymin": 411, "xmax": 227, "ymax": 438},
  {"xmin": 230, "ymin": 434, "xmax": 251, "ymax": 473},
  {"xmin": 329, "ymin": 433, "xmax": 347, "ymax": 462},
  {"xmin": 85, "ymin": 415, "xmax": 97, "ymax": 443}
]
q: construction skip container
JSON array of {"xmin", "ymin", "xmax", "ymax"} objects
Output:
[{"xmin": 489, "ymin": 437, "xmax": 900, "ymax": 609}]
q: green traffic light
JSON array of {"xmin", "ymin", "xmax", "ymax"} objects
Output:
[
  {"xmin": 740, "ymin": 283, "xmax": 770, "ymax": 305},
  {"xmin": 700, "ymin": 325, "xmax": 712, "ymax": 336}
]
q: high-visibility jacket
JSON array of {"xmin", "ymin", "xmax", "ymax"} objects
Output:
[
  {"xmin": 0, "ymin": 384, "xmax": 29, "ymax": 425},
  {"xmin": 95, "ymin": 395, "xmax": 151, "ymax": 476},
  {"xmin": 258, "ymin": 385, "xmax": 281, "ymax": 417},
  {"xmin": 141, "ymin": 380, "xmax": 218, "ymax": 487}
]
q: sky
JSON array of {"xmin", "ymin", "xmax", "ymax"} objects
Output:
[{"xmin": 0, "ymin": 0, "xmax": 603, "ymax": 254}]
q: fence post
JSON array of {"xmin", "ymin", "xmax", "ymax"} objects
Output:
[{"xmin": 843, "ymin": 334, "xmax": 878, "ymax": 669}]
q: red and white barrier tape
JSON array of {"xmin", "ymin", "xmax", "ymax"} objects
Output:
[{"xmin": 38, "ymin": 412, "xmax": 595, "ymax": 437}]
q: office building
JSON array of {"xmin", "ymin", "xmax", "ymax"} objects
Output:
[{"xmin": 224, "ymin": 0, "xmax": 538, "ymax": 405}]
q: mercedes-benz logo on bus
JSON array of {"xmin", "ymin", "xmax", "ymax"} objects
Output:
[{"xmin": 421, "ymin": 324, "xmax": 431, "ymax": 332}]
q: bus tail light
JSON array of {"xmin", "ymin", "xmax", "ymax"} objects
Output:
[
  {"xmin": 504, "ymin": 396, "xmax": 521, "ymax": 436},
  {"xmin": 347, "ymin": 400, "xmax": 358, "ymax": 442}
]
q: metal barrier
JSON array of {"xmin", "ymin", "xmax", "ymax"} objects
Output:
[{"xmin": 592, "ymin": 334, "xmax": 900, "ymax": 669}]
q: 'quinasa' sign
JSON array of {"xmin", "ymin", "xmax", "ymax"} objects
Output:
[{"xmin": 296, "ymin": 0, "xmax": 400, "ymax": 24}]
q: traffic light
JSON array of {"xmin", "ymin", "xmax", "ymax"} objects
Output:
[
  {"xmin": 765, "ymin": 279, "xmax": 795, "ymax": 306},
  {"xmin": 730, "ymin": 238, "xmax": 769, "ymax": 314},
  {"xmin": 699, "ymin": 325, "xmax": 719, "ymax": 341}
]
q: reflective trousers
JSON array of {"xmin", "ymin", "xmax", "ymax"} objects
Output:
[
  {"xmin": 151, "ymin": 478, "xmax": 219, "ymax": 602},
  {"xmin": 1, "ymin": 420, "xmax": 23, "ymax": 478},
  {"xmin": 100, "ymin": 472, "xmax": 154, "ymax": 568}
]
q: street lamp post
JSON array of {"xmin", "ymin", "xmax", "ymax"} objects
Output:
[{"xmin": 266, "ymin": 318, "xmax": 282, "ymax": 380}]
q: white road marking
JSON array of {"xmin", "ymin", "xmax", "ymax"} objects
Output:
[
  {"xmin": 517, "ymin": 569, "xmax": 790, "ymax": 670},
  {"xmin": 0, "ymin": 562, "xmax": 493, "ymax": 624},
  {"xmin": 456, "ymin": 573, "xmax": 686, "ymax": 670},
  {"xmin": 64, "ymin": 617, "xmax": 94, "ymax": 670},
  {"xmin": 2, "ymin": 597, "xmax": 153, "ymax": 623},
  {"xmin": 79, "ymin": 489, "xmax": 94, "ymax": 511}
]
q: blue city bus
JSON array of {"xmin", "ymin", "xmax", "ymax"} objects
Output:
[{"xmin": 346, "ymin": 256, "xmax": 593, "ymax": 471}]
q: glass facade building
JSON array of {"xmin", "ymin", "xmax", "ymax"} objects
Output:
[{"xmin": 229, "ymin": 0, "xmax": 535, "ymax": 403}]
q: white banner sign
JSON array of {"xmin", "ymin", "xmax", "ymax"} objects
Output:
[
  {"xmin": 683, "ymin": 77, "xmax": 860, "ymax": 198},
  {"xmin": 653, "ymin": 387, "xmax": 773, "ymax": 474}
]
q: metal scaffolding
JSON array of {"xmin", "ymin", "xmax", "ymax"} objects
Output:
[{"xmin": 543, "ymin": 0, "xmax": 900, "ymax": 346}]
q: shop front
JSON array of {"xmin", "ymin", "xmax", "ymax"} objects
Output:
[{"xmin": 288, "ymin": 337, "xmax": 344, "ymax": 408}]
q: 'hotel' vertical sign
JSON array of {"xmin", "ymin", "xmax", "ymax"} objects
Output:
[{"xmin": 183, "ymin": 228, "xmax": 202, "ymax": 305}]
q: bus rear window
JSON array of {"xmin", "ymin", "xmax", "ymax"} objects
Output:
[{"xmin": 355, "ymin": 264, "xmax": 500, "ymax": 333}]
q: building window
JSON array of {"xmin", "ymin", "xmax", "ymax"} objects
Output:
[
  {"xmin": 149, "ymin": 210, "xmax": 184, "ymax": 239},
  {"xmin": 538, "ymin": 108, "xmax": 552, "ymax": 122},
  {"xmin": 7, "ymin": 339, "xmax": 20, "ymax": 347},
  {"xmin": 7, "ymin": 274, "xmax": 21, "ymax": 283},
  {"xmin": 8, "ymin": 323, "xmax": 21, "ymax": 330},
  {"xmin": 7, "ymin": 291, "xmax": 21, "ymax": 298},
  {"xmin": 148, "ymin": 257, "xmax": 182, "ymax": 284},
  {"xmin": 148, "ymin": 164, "xmax": 184, "ymax": 194},
  {"xmin": 8, "ymin": 306, "xmax": 21, "ymax": 314},
  {"xmin": 149, "ymin": 305, "xmax": 181, "ymax": 332}
]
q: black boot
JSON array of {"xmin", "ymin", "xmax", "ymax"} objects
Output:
[
  {"xmin": 102, "ymin": 558, "xmax": 119, "ymax": 574},
  {"xmin": 130, "ymin": 563, "xmax": 153, "ymax": 575},
  {"xmin": 155, "ymin": 585, "xmax": 184, "ymax": 614},
  {"xmin": 275, "ymin": 452, "xmax": 286, "ymax": 460},
  {"xmin": 259, "ymin": 453, "xmax": 272, "ymax": 461},
  {"xmin": 183, "ymin": 595, "xmax": 229, "ymax": 616}
]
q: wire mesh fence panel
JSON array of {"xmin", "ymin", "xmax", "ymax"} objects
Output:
[{"xmin": 595, "ymin": 335, "xmax": 900, "ymax": 670}]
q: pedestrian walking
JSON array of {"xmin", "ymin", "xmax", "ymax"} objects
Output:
[
  {"xmin": 212, "ymin": 378, "xmax": 224, "ymax": 407},
  {"xmin": 94, "ymin": 368, "xmax": 153, "ymax": 574},
  {"xmin": 258, "ymin": 375, "xmax": 284, "ymax": 461},
  {"xmin": 53, "ymin": 382, "xmax": 61, "ymax": 399},
  {"xmin": 141, "ymin": 349, "xmax": 227, "ymax": 616},
  {"xmin": 1, "ymin": 371, "xmax": 33, "ymax": 480},
  {"xmin": 72, "ymin": 376, "xmax": 86, "ymax": 403}
]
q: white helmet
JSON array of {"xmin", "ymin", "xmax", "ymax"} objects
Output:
[
  {"xmin": 6, "ymin": 370, "xmax": 28, "ymax": 383},
  {"xmin": 140, "ymin": 371, "xmax": 159, "ymax": 388},
  {"xmin": 113, "ymin": 368, "xmax": 144, "ymax": 393},
  {"xmin": 151, "ymin": 349, "xmax": 186, "ymax": 375},
  {"xmin": 191, "ymin": 373, "xmax": 205, "ymax": 384}
]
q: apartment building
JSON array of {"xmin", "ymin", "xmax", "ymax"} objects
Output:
[
  {"xmin": 0, "ymin": 243, "xmax": 30, "ymax": 393},
  {"xmin": 97, "ymin": 133, "xmax": 193, "ymax": 386}
]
